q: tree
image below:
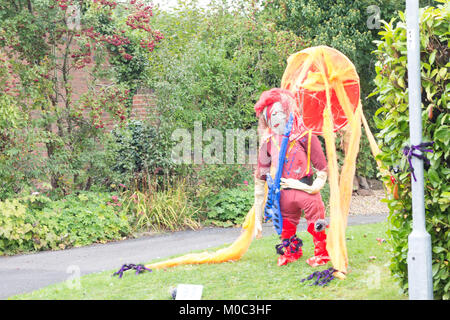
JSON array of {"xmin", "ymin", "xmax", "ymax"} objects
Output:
[
  {"xmin": 0, "ymin": 0, "xmax": 163, "ymax": 195},
  {"xmin": 262, "ymin": 0, "xmax": 405, "ymax": 116}
]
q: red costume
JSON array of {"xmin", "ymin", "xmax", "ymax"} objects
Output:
[
  {"xmin": 254, "ymin": 88, "xmax": 331, "ymax": 267},
  {"xmin": 256, "ymin": 134, "xmax": 327, "ymax": 229}
]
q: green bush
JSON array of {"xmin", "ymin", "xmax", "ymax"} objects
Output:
[
  {"xmin": 196, "ymin": 164, "xmax": 253, "ymax": 192},
  {"xmin": 0, "ymin": 130, "xmax": 43, "ymax": 200},
  {"xmin": 373, "ymin": 3, "xmax": 449, "ymax": 299},
  {"xmin": 0, "ymin": 198, "xmax": 33, "ymax": 254},
  {"xmin": 106, "ymin": 120, "xmax": 175, "ymax": 188},
  {"xmin": 0, "ymin": 192, "xmax": 131, "ymax": 255},
  {"xmin": 0, "ymin": 2, "xmax": 153, "ymax": 196},
  {"xmin": 189, "ymin": 164, "xmax": 254, "ymax": 216},
  {"xmin": 205, "ymin": 184, "xmax": 254, "ymax": 227}
]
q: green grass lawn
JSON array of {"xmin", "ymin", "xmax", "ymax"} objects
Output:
[{"xmin": 10, "ymin": 221, "xmax": 408, "ymax": 300}]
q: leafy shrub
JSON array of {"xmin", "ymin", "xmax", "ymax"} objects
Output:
[
  {"xmin": 355, "ymin": 133, "xmax": 378, "ymax": 179},
  {"xmin": 0, "ymin": 130, "xmax": 43, "ymax": 200},
  {"xmin": 196, "ymin": 164, "xmax": 253, "ymax": 192},
  {"xmin": 0, "ymin": 192, "xmax": 131, "ymax": 255},
  {"xmin": 373, "ymin": 3, "xmax": 449, "ymax": 299},
  {"xmin": 0, "ymin": 199, "xmax": 33, "ymax": 254},
  {"xmin": 205, "ymin": 184, "xmax": 254, "ymax": 227},
  {"xmin": 0, "ymin": 2, "xmax": 157, "ymax": 195},
  {"xmin": 34, "ymin": 192, "xmax": 131, "ymax": 247},
  {"xmin": 106, "ymin": 120, "xmax": 175, "ymax": 188},
  {"xmin": 190, "ymin": 164, "xmax": 254, "ymax": 215}
]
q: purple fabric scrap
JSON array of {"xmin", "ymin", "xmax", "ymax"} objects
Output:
[
  {"xmin": 402, "ymin": 141, "xmax": 434, "ymax": 181},
  {"xmin": 113, "ymin": 263, "xmax": 152, "ymax": 278}
]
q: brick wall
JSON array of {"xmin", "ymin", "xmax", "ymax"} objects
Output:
[
  {"xmin": 30, "ymin": 63, "xmax": 156, "ymax": 158},
  {"xmin": 94, "ymin": 88, "xmax": 156, "ymax": 132},
  {"xmin": 130, "ymin": 87, "xmax": 156, "ymax": 123}
]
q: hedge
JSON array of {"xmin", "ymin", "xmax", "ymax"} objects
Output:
[{"xmin": 372, "ymin": 3, "xmax": 449, "ymax": 299}]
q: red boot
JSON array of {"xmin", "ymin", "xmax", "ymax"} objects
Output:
[
  {"xmin": 276, "ymin": 219, "xmax": 303, "ymax": 266},
  {"xmin": 306, "ymin": 221, "xmax": 330, "ymax": 267},
  {"xmin": 276, "ymin": 235, "xmax": 303, "ymax": 266}
]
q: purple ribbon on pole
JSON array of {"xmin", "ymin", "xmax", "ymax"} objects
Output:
[{"xmin": 402, "ymin": 141, "xmax": 434, "ymax": 182}]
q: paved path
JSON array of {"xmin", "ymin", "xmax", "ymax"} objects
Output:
[{"xmin": 0, "ymin": 213, "xmax": 387, "ymax": 299}]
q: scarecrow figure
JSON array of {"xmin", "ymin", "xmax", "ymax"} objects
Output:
[
  {"xmin": 114, "ymin": 46, "xmax": 372, "ymax": 283},
  {"xmin": 252, "ymin": 88, "xmax": 330, "ymax": 267}
]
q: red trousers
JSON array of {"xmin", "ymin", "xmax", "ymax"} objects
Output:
[{"xmin": 279, "ymin": 189, "xmax": 325, "ymax": 239}]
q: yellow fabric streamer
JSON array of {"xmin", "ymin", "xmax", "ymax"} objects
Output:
[
  {"xmin": 322, "ymin": 106, "xmax": 348, "ymax": 277},
  {"xmin": 281, "ymin": 45, "xmax": 363, "ymax": 278},
  {"xmin": 339, "ymin": 103, "xmax": 362, "ymax": 228},
  {"xmin": 306, "ymin": 130, "xmax": 312, "ymax": 174},
  {"xmin": 145, "ymin": 206, "xmax": 256, "ymax": 270},
  {"xmin": 360, "ymin": 110, "xmax": 392, "ymax": 191}
]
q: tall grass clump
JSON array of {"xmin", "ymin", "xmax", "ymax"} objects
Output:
[{"xmin": 123, "ymin": 177, "xmax": 201, "ymax": 233}]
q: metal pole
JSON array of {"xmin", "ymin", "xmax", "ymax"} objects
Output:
[{"xmin": 405, "ymin": 0, "xmax": 433, "ymax": 300}]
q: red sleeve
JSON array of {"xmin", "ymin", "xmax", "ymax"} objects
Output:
[
  {"xmin": 310, "ymin": 135, "xmax": 327, "ymax": 171},
  {"xmin": 255, "ymin": 138, "xmax": 271, "ymax": 181}
]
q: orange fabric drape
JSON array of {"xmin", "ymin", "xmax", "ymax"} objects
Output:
[{"xmin": 281, "ymin": 46, "xmax": 362, "ymax": 278}]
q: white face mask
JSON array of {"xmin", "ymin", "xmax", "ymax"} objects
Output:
[{"xmin": 265, "ymin": 102, "xmax": 287, "ymax": 135}]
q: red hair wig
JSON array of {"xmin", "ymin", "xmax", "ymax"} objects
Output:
[
  {"xmin": 254, "ymin": 88, "xmax": 297, "ymax": 117},
  {"xmin": 254, "ymin": 88, "xmax": 305, "ymax": 137}
]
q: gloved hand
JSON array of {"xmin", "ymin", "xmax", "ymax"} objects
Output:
[
  {"xmin": 280, "ymin": 171, "xmax": 327, "ymax": 194},
  {"xmin": 253, "ymin": 178, "xmax": 266, "ymax": 239}
]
